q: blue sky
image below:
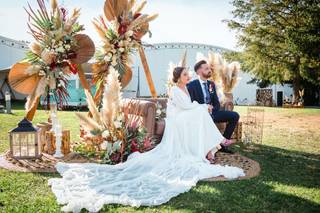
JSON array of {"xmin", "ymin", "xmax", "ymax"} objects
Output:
[{"xmin": 0, "ymin": 0, "xmax": 238, "ymax": 50}]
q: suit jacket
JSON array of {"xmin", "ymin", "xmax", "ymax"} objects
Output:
[{"xmin": 187, "ymin": 79, "xmax": 220, "ymax": 112}]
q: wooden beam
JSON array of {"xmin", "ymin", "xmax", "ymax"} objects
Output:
[
  {"xmin": 138, "ymin": 46, "xmax": 157, "ymax": 98},
  {"xmin": 25, "ymin": 96, "xmax": 40, "ymax": 121},
  {"xmin": 77, "ymin": 64, "xmax": 90, "ymax": 91}
]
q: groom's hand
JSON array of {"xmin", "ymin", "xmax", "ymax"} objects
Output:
[{"xmin": 207, "ymin": 104, "xmax": 213, "ymax": 113}]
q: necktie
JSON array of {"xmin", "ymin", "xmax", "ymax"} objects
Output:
[{"xmin": 203, "ymin": 82, "xmax": 211, "ymax": 104}]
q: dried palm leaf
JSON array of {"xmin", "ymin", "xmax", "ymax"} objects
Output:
[
  {"xmin": 121, "ymin": 66, "xmax": 132, "ymax": 88},
  {"xmin": 145, "ymin": 14, "xmax": 158, "ymax": 23},
  {"xmin": 104, "ymin": 0, "xmax": 116, "ymax": 21},
  {"xmin": 133, "ymin": 0, "xmax": 146, "ymax": 15},
  {"xmin": 92, "ymin": 20, "xmax": 108, "ymax": 41},
  {"xmin": 128, "ymin": 14, "xmax": 148, "ymax": 30},
  {"xmin": 128, "ymin": 0, "xmax": 136, "ymax": 11},
  {"xmin": 70, "ymin": 34, "xmax": 95, "ymax": 64},
  {"xmin": 114, "ymin": 0, "xmax": 128, "ymax": 18},
  {"xmin": 178, "ymin": 49, "xmax": 187, "ymax": 67},
  {"xmin": 50, "ymin": 0, "xmax": 58, "ymax": 13},
  {"xmin": 8, "ymin": 63, "xmax": 41, "ymax": 95}
]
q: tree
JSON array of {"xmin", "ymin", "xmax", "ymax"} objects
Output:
[{"xmin": 225, "ymin": 0, "xmax": 320, "ymax": 103}]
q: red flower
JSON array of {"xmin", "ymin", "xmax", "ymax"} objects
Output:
[
  {"xmin": 118, "ymin": 24, "xmax": 128, "ymax": 35},
  {"xmin": 68, "ymin": 63, "xmax": 78, "ymax": 74},
  {"xmin": 110, "ymin": 153, "xmax": 121, "ymax": 163},
  {"xmin": 130, "ymin": 139, "xmax": 139, "ymax": 153}
]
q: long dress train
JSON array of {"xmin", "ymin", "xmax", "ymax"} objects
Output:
[{"xmin": 48, "ymin": 86, "xmax": 244, "ymax": 212}]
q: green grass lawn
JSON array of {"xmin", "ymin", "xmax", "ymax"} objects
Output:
[{"xmin": 0, "ymin": 104, "xmax": 319, "ymax": 212}]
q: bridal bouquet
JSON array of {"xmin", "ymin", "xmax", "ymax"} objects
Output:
[
  {"xmin": 91, "ymin": 0, "xmax": 158, "ymax": 103},
  {"xmin": 74, "ymin": 67, "xmax": 154, "ymax": 164},
  {"xmin": 8, "ymin": 0, "xmax": 94, "ymax": 111}
]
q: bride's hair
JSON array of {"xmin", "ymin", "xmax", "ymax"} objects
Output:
[{"xmin": 172, "ymin": 67, "xmax": 185, "ymax": 83}]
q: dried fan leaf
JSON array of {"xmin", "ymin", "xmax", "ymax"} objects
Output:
[
  {"xmin": 8, "ymin": 63, "xmax": 40, "ymax": 95},
  {"xmin": 70, "ymin": 34, "xmax": 95, "ymax": 64}
]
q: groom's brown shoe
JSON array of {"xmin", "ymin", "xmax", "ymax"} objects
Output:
[{"xmin": 220, "ymin": 145, "xmax": 234, "ymax": 154}]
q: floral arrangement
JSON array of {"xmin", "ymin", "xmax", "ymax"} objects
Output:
[
  {"xmin": 74, "ymin": 67, "xmax": 154, "ymax": 164},
  {"xmin": 155, "ymin": 102, "xmax": 166, "ymax": 121},
  {"xmin": 91, "ymin": 0, "xmax": 158, "ymax": 104},
  {"xmin": 8, "ymin": 0, "xmax": 95, "ymax": 111}
]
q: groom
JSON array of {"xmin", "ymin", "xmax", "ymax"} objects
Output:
[{"xmin": 187, "ymin": 60, "xmax": 239, "ymax": 154}]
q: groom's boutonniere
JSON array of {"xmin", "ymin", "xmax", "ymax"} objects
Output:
[{"xmin": 209, "ymin": 82, "xmax": 214, "ymax": 94}]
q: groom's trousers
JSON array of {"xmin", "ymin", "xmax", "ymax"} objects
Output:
[{"xmin": 211, "ymin": 111, "xmax": 240, "ymax": 139}]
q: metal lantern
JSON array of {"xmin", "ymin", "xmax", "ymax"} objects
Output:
[{"xmin": 9, "ymin": 118, "xmax": 41, "ymax": 159}]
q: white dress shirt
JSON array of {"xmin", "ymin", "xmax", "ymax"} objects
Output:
[{"xmin": 198, "ymin": 77, "xmax": 208, "ymax": 103}]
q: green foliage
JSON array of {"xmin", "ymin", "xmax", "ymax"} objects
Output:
[{"xmin": 225, "ymin": 0, "xmax": 320, "ymax": 96}]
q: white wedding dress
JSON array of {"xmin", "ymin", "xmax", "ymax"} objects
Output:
[{"xmin": 49, "ymin": 86, "xmax": 245, "ymax": 212}]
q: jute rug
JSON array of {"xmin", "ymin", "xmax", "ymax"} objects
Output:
[{"xmin": 0, "ymin": 151, "xmax": 260, "ymax": 181}]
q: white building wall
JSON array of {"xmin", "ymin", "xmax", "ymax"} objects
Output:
[
  {"xmin": 0, "ymin": 37, "xmax": 292, "ymax": 104},
  {"xmin": 126, "ymin": 43, "xmax": 292, "ymax": 105},
  {"xmin": 0, "ymin": 35, "xmax": 29, "ymax": 99}
]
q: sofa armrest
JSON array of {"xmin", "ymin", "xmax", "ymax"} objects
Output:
[{"xmin": 121, "ymin": 98, "xmax": 156, "ymax": 137}]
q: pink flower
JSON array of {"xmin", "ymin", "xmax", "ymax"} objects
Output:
[
  {"xmin": 131, "ymin": 121, "xmax": 138, "ymax": 129},
  {"xmin": 143, "ymin": 138, "xmax": 152, "ymax": 150}
]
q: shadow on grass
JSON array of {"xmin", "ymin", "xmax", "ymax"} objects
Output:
[
  {"xmin": 12, "ymin": 143, "xmax": 318, "ymax": 212},
  {"xmin": 98, "ymin": 144, "xmax": 320, "ymax": 212}
]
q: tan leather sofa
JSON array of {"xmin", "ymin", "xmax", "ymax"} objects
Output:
[{"xmin": 122, "ymin": 98, "xmax": 235, "ymax": 142}]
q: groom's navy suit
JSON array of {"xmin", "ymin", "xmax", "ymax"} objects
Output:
[{"xmin": 187, "ymin": 79, "xmax": 239, "ymax": 140}]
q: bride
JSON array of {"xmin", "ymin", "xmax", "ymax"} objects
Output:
[{"xmin": 49, "ymin": 66, "xmax": 245, "ymax": 212}]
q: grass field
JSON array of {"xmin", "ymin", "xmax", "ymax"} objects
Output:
[{"xmin": 0, "ymin": 104, "xmax": 319, "ymax": 212}]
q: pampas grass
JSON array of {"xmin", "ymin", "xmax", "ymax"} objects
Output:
[
  {"xmin": 84, "ymin": 89, "xmax": 103, "ymax": 126},
  {"xmin": 76, "ymin": 112, "xmax": 102, "ymax": 133},
  {"xmin": 102, "ymin": 67, "xmax": 122, "ymax": 127},
  {"xmin": 193, "ymin": 51, "xmax": 241, "ymax": 93}
]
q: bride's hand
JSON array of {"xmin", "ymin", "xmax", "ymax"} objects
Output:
[{"xmin": 207, "ymin": 104, "xmax": 213, "ymax": 113}]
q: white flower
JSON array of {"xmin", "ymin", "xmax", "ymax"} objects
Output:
[
  {"xmin": 156, "ymin": 109, "xmax": 161, "ymax": 115},
  {"xmin": 39, "ymin": 70, "xmax": 46, "ymax": 76},
  {"xmin": 65, "ymin": 44, "xmax": 71, "ymax": 49},
  {"xmin": 111, "ymin": 60, "xmax": 117, "ymax": 66},
  {"xmin": 117, "ymin": 114, "xmax": 124, "ymax": 122},
  {"xmin": 100, "ymin": 141, "xmax": 108, "ymax": 150},
  {"xmin": 102, "ymin": 130, "xmax": 110, "ymax": 138},
  {"xmin": 104, "ymin": 55, "xmax": 111, "ymax": 62},
  {"xmin": 56, "ymin": 46, "xmax": 65, "ymax": 53},
  {"xmin": 119, "ymin": 48, "xmax": 125, "ymax": 52},
  {"xmin": 113, "ymin": 136, "xmax": 117, "ymax": 141},
  {"xmin": 126, "ymin": 30, "xmax": 134, "ymax": 37},
  {"xmin": 58, "ymin": 41, "xmax": 63, "ymax": 46},
  {"xmin": 113, "ymin": 140, "xmax": 122, "ymax": 151},
  {"xmin": 26, "ymin": 65, "xmax": 41, "ymax": 75},
  {"xmin": 114, "ymin": 120, "xmax": 122, "ymax": 129}
]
